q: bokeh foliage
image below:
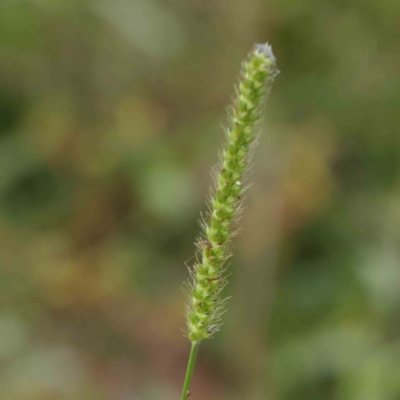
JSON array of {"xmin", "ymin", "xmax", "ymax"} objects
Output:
[{"xmin": 1, "ymin": 0, "xmax": 400, "ymax": 399}]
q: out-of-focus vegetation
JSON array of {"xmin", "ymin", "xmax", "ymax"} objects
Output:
[{"xmin": 1, "ymin": 1, "xmax": 400, "ymax": 399}]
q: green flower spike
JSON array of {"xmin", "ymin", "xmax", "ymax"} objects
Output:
[
  {"xmin": 181, "ymin": 43, "xmax": 278, "ymax": 400},
  {"xmin": 185, "ymin": 43, "xmax": 278, "ymax": 342}
]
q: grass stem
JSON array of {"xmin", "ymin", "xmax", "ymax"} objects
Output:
[{"xmin": 180, "ymin": 342, "xmax": 199, "ymax": 399}]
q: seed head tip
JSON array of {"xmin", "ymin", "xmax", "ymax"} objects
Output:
[{"xmin": 255, "ymin": 42, "xmax": 275, "ymax": 62}]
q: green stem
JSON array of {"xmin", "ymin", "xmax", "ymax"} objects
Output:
[{"xmin": 180, "ymin": 342, "xmax": 199, "ymax": 400}]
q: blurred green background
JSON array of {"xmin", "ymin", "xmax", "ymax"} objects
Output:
[{"xmin": 1, "ymin": 0, "xmax": 400, "ymax": 399}]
